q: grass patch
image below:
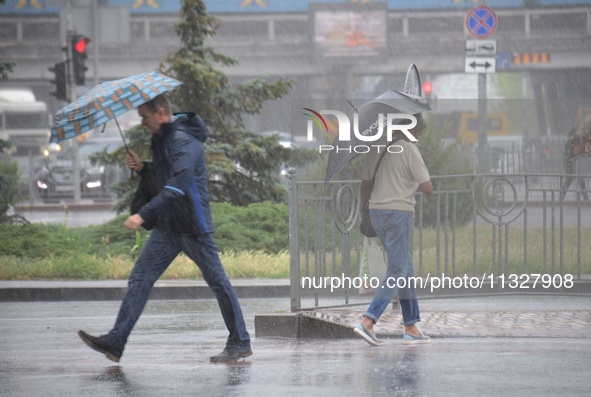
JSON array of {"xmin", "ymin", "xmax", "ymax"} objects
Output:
[
  {"xmin": 0, "ymin": 251, "xmax": 289, "ymax": 281},
  {"xmin": 413, "ymin": 227, "xmax": 590, "ymax": 276},
  {"xmin": 296, "ymin": 227, "xmax": 590, "ymax": 278},
  {"xmin": 160, "ymin": 251, "xmax": 290, "ymax": 280},
  {"xmin": 0, "ymin": 254, "xmax": 133, "ymax": 280}
]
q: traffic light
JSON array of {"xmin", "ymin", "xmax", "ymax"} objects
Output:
[
  {"xmin": 71, "ymin": 35, "xmax": 90, "ymax": 85},
  {"xmin": 48, "ymin": 61, "xmax": 68, "ymax": 101},
  {"xmin": 422, "ymin": 81, "xmax": 433, "ymax": 106}
]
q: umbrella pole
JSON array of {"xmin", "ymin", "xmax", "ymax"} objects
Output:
[
  {"xmin": 113, "ymin": 116, "xmax": 130, "ymax": 153},
  {"xmin": 113, "ymin": 116, "xmax": 133, "ymax": 178},
  {"xmin": 345, "ymin": 98, "xmax": 357, "ymax": 112}
]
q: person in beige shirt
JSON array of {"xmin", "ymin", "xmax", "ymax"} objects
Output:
[{"xmin": 354, "ymin": 113, "xmax": 433, "ymax": 346}]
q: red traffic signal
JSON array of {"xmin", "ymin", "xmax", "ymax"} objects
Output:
[
  {"xmin": 422, "ymin": 81, "xmax": 433, "ymax": 94},
  {"xmin": 71, "ymin": 35, "xmax": 90, "ymax": 85},
  {"xmin": 73, "ymin": 36, "xmax": 89, "ymax": 54}
]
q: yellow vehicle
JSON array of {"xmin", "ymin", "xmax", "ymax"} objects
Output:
[
  {"xmin": 458, "ymin": 112, "xmax": 509, "ymax": 143},
  {"xmin": 427, "ymin": 111, "xmax": 509, "ymax": 145}
]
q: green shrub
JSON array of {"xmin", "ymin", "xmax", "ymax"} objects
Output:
[
  {"xmin": 0, "ymin": 201, "xmax": 290, "ymax": 260},
  {"xmin": 0, "ymin": 223, "xmax": 70, "ymax": 257},
  {"xmin": 418, "ymin": 116, "xmax": 477, "ymax": 228},
  {"xmin": 211, "ymin": 201, "xmax": 288, "ymax": 253},
  {"xmin": 0, "ymin": 201, "xmax": 291, "ymax": 280}
]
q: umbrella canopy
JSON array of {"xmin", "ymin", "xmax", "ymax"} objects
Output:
[
  {"xmin": 50, "ymin": 72, "xmax": 182, "ymax": 144},
  {"xmin": 324, "ymin": 89, "xmax": 431, "ymax": 182}
]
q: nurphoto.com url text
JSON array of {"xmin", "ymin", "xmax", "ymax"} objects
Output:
[{"xmin": 300, "ymin": 273, "xmax": 574, "ymax": 293}]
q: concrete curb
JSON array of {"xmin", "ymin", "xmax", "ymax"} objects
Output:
[
  {"xmin": 2, "ymin": 279, "xmax": 590, "ymax": 302},
  {"xmin": 0, "ymin": 279, "xmax": 291, "ymax": 302}
]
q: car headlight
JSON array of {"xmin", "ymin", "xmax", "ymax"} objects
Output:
[{"xmin": 86, "ymin": 180, "xmax": 102, "ymax": 189}]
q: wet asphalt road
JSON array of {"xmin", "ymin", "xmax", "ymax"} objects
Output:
[{"xmin": 1, "ymin": 298, "xmax": 590, "ymax": 396}]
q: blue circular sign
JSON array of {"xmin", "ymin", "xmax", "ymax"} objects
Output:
[{"xmin": 466, "ymin": 6, "xmax": 497, "ymax": 38}]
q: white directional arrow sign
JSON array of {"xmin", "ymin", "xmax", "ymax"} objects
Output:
[{"xmin": 465, "ymin": 56, "xmax": 496, "ymax": 73}]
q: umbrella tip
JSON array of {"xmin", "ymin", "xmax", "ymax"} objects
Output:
[{"xmin": 345, "ymin": 98, "xmax": 357, "ymax": 112}]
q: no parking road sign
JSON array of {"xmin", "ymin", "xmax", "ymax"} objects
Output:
[{"xmin": 466, "ymin": 6, "xmax": 497, "ymax": 38}]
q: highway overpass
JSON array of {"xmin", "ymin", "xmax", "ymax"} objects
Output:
[{"xmin": 1, "ymin": 0, "xmax": 590, "ymax": 135}]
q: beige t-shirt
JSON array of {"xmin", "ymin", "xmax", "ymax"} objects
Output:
[{"xmin": 362, "ymin": 140, "xmax": 430, "ymax": 213}]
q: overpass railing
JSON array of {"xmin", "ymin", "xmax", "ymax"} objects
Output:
[{"xmin": 289, "ymin": 172, "xmax": 591, "ymax": 311}]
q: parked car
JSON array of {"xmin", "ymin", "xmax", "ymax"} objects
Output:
[{"xmin": 35, "ymin": 137, "xmax": 126, "ymax": 201}]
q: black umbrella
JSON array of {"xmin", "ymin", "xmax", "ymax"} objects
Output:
[{"xmin": 324, "ymin": 89, "xmax": 431, "ymax": 182}]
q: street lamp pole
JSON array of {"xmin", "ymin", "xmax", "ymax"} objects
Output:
[
  {"xmin": 92, "ymin": 0, "xmax": 99, "ymax": 86},
  {"xmin": 477, "ymin": 73, "xmax": 488, "ymax": 174},
  {"xmin": 65, "ymin": 3, "xmax": 81, "ymax": 204}
]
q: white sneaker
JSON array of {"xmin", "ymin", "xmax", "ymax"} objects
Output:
[
  {"xmin": 402, "ymin": 332, "xmax": 431, "ymax": 345},
  {"xmin": 353, "ymin": 323, "xmax": 381, "ymax": 346}
]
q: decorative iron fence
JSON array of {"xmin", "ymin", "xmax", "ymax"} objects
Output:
[{"xmin": 289, "ymin": 171, "xmax": 591, "ymax": 311}]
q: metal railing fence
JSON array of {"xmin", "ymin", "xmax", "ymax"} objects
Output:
[{"xmin": 289, "ymin": 171, "xmax": 591, "ymax": 311}]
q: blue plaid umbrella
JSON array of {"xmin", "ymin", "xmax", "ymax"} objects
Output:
[{"xmin": 50, "ymin": 71, "xmax": 182, "ymax": 144}]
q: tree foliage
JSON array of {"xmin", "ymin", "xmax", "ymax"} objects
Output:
[
  {"xmin": 94, "ymin": 0, "xmax": 304, "ymax": 209},
  {"xmin": 159, "ymin": 0, "xmax": 296, "ymax": 205},
  {"xmin": 0, "ymin": 50, "xmax": 15, "ymax": 178},
  {"xmin": 0, "ymin": 18, "xmax": 18, "ymax": 218},
  {"xmin": 0, "ymin": 62, "xmax": 14, "ymax": 81},
  {"xmin": 90, "ymin": 125, "xmax": 151, "ymax": 214},
  {"xmin": 416, "ymin": 115, "xmax": 477, "ymax": 228}
]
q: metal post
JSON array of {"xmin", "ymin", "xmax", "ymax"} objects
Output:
[
  {"xmin": 28, "ymin": 148, "xmax": 34, "ymax": 206},
  {"xmin": 66, "ymin": 6, "xmax": 81, "ymax": 204},
  {"xmin": 522, "ymin": 74, "xmax": 529, "ymax": 137},
  {"xmin": 477, "ymin": 73, "xmax": 488, "ymax": 173},
  {"xmin": 92, "ymin": 0, "xmax": 99, "ymax": 86},
  {"xmin": 288, "ymin": 168, "xmax": 300, "ymax": 311}
]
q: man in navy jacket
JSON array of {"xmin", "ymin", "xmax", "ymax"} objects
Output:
[{"xmin": 78, "ymin": 93, "xmax": 252, "ymax": 363}]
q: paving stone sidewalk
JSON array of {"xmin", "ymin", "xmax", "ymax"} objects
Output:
[{"xmin": 308, "ymin": 308, "xmax": 591, "ymax": 338}]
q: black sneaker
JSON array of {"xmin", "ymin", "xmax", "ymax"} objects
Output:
[
  {"xmin": 78, "ymin": 330, "xmax": 121, "ymax": 363},
  {"xmin": 210, "ymin": 347, "xmax": 253, "ymax": 363}
]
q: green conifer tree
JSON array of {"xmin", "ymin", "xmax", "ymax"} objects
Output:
[
  {"xmin": 160, "ymin": 0, "xmax": 294, "ymax": 205},
  {"xmin": 94, "ymin": 0, "xmax": 311, "ymax": 210}
]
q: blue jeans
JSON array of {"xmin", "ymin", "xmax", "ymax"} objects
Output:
[
  {"xmin": 364, "ymin": 209, "xmax": 420, "ymax": 326},
  {"xmin": 107, "ymin": 228, "xmax": 251, "ymax": 354}
]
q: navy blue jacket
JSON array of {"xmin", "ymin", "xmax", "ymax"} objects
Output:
[{"xmin": 137, "ymin": 112, "xmax": 213, "ymax": 235}]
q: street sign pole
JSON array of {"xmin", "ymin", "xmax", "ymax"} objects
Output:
[
  {"xmin": 478, "ymin": 74, "xmax": 488, "ymax": 173},
  {"xmin": 65, "ymin": 2, "xmax": 81, "ymax": 203},
  {"xmin": 465, "ymin": 5, "xmax": 497, "ymax": 174}
]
